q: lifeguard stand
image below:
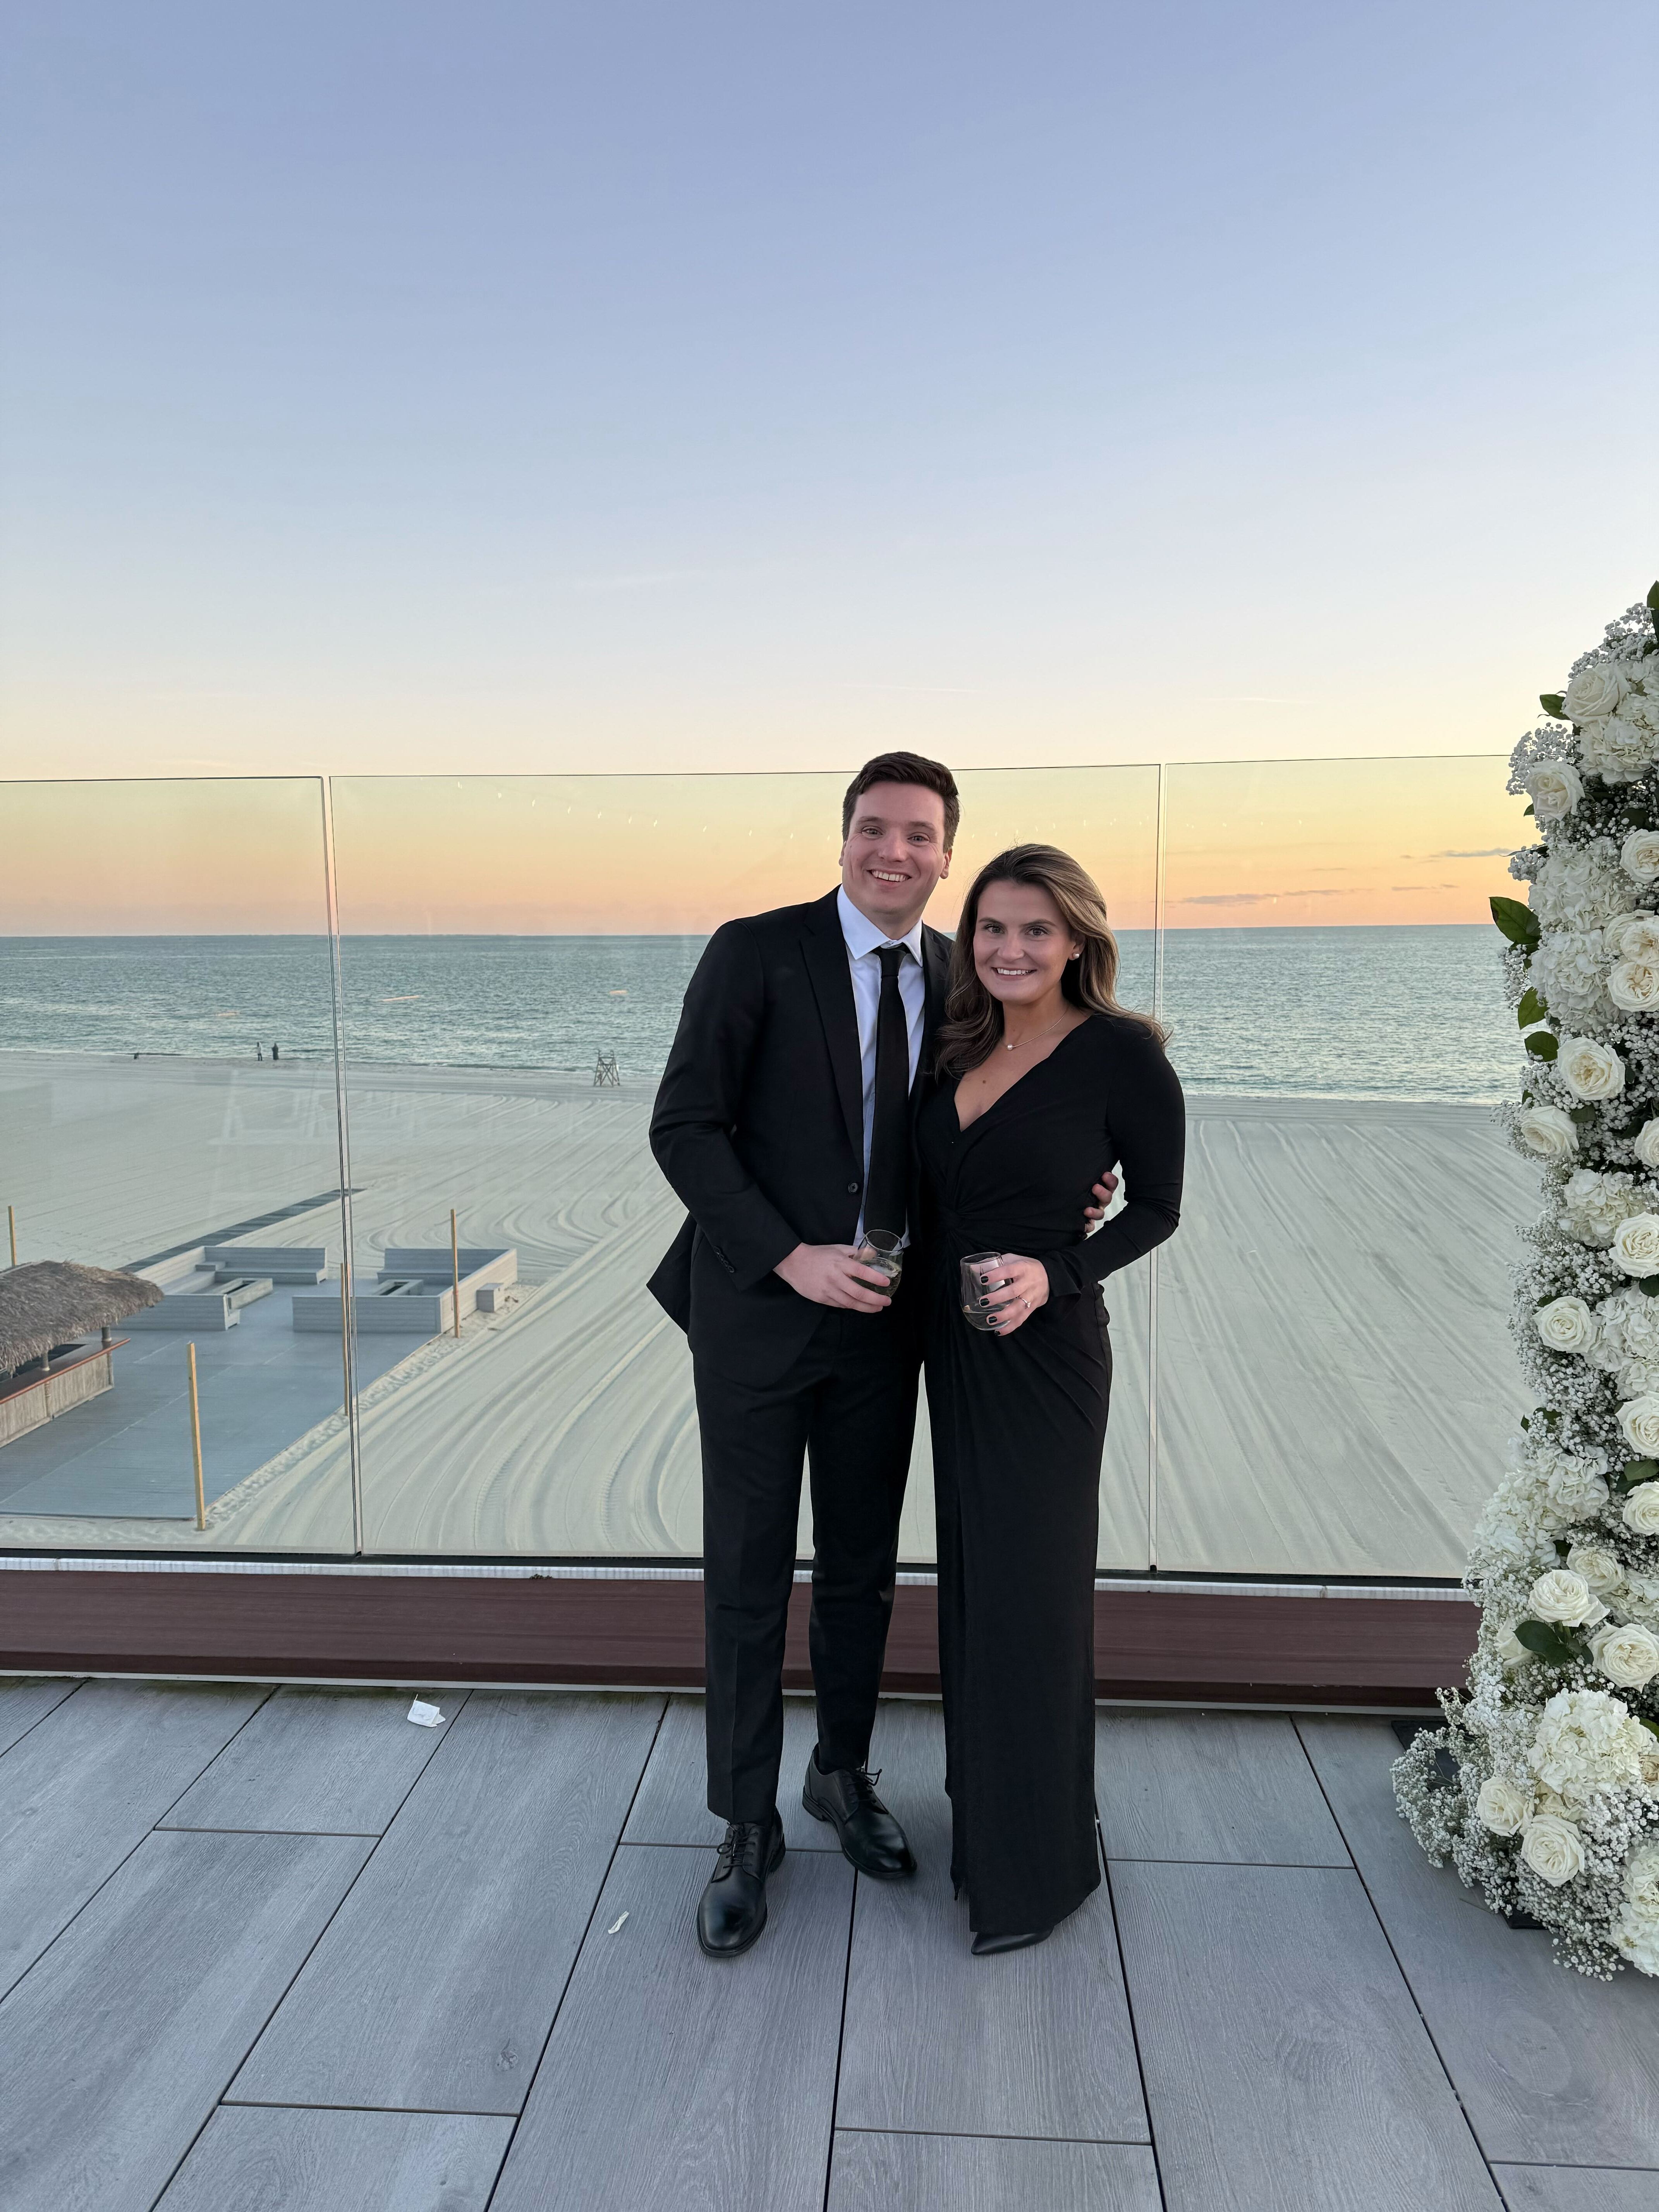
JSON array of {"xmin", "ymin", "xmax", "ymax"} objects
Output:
[{"xmin": 594, "ymin": 1049, "xmax": 620, "ymax": 1087}]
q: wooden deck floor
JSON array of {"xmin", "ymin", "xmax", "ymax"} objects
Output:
[{"xmin": 3, "ymin": 1678, "xmax": 1657, "ymax": 2211}]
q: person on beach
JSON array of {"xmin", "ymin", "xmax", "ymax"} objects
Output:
[
  {"xmin": 649, "ymin": 754, "xmax": 1116, "ymax": 1959},
  {"xmin": 922, "ymin": 845, "xmax": 1183, "ymax": 1953}
]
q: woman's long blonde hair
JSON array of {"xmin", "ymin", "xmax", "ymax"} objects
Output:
[{"xmin": 934, "ymin": 843, "xmax": 1165, "ymax": 1079}]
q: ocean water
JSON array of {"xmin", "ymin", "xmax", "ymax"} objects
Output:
[{"xmin": 0, "ymin": 925, "xmax": 1516, "ymax": 1104}]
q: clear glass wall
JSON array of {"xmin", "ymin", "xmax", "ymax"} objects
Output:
[
  {"xmin": 0, "ymin": 757, "xmax": 1537, "ymax": 1580},
  {"xmin": 0, "ymin": 779, "xmax": 355, "ymax": 1549},
  {"xmin": 1154, "ymin": 755, "xmax": 1532, "ymax": 1578},
  {"xmin": 326, "ymin": 768, "xmax": 1161, "ymax": 1567}
]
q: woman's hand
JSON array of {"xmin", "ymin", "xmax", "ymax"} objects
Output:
[{"xmin": 971, "ymin": 1253, "xmax": 1051, "ymax": 1336}]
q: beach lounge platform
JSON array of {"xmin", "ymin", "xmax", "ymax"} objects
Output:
[{"xmin": 292, "ymin": 1246, "xmax": 517, "ymax": 1336}]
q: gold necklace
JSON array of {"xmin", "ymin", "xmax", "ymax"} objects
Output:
[{"xmin": 1002, "ymin": 1015, "xmax": 1072, "ymax": 1053}]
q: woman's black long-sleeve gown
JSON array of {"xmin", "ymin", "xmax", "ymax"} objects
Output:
[{"xmin": 919, "ymin": 1011, "xmax": 1185, "ymax": 1935}]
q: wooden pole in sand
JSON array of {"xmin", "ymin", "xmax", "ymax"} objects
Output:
[
  {"xmin": 187, "ymin": 1343, "xmax": 206, "ymax": 1530},
  {"xmin": 450, "ymin": 1208, "xmax": 461, "ymax": 1338},
  {"xmin": 6, "ymin": 1205, "xmax": 15, "ymax": 1268}
]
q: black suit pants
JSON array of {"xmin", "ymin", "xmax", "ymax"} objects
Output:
[{"xmin": 696, "ymin": 1302, "xmax": 919, "ymax": 1823}]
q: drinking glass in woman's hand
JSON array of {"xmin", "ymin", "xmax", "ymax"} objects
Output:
[
  {"xmin": 960, "ymin": 1252, "xmax": 1006, "ymax": 1331},
  {"xmin": 962, "ymin": 1252, "xmax": 1049, "ymax": 1336},
  {"xmin": 857, "ymin": 1230, "xmax": 903, "ymax": 1297}
]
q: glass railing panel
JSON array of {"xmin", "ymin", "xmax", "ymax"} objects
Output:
[
  {"xmin": 330, "ymin": 767, "xmax": 1159, "ymax": 1566},
  {"xmin": 0, "ymin": 777, "xmax": 354, "ymax": 1551},
  {"xmin": 1153, "ymin": 753, "xmax": 1531, "ymax": 1577}
]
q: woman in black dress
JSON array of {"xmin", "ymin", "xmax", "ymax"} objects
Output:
[{"xmin": 920, "ymin": 843, "xmax": 1183, "ymax": 1954}]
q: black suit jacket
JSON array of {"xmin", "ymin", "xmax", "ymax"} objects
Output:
[{"xmin": 648, "ymin": 888, "xmax": 953, "ymax": 1386}]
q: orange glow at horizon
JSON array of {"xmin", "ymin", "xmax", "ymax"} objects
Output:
[{"xmin": 0, "ymin": 759, "xmax": 1525, "ymax": 936}]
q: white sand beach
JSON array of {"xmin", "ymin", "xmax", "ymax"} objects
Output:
[{"xmin": 0, "ymin": 1053, "xmax": 1532, "ymax": 1576}]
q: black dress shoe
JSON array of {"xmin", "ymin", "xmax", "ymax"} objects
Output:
[
  {"xmin": 801, "ymin": 1748, "xmax": 916, "ymax": 1878},
  {"xmin": 696, "ymin": 1814, "xmax": 785, "ymax": 1959},
  {"xmin": 971, "ymin": 1926, "xmax": 1053, "ymax": 1957}
]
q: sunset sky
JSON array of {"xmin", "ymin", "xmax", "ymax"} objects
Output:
[{"xmin": 0, "ymin": 2, "xmax": 1654, "ymax": 795}]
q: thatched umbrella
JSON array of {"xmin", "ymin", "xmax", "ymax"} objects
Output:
[{"xmin": 0, "ymin": 1261, "xmax": 163, "ymax": 1377}]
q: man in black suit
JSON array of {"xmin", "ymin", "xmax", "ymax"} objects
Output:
[
  {"xmin": 649, "ymin": 751, "xmax": 959, "ymax": 1957},
  {"xmin": 651, "ymin": 752, "xmax": 1111, "ymax": 1958}
]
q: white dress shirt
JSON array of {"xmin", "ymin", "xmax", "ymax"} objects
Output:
[{"xmin": 837, "ymin": 886, "xmax": 926, "ymax": 1244}]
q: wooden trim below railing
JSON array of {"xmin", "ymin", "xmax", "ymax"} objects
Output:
[{"xmin": 0, "ymin": 1569, "xmax": 1474, "ymax": 1707}]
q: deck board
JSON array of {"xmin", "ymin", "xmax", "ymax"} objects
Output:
[
  {"xmin": 0, "ymin": 1678, "xmax": 267, "ymax": 1996},
  {"xmin": 232, "ymin": 1690, "xmax": 662, "ymax": 2114},
  {"xmin": 155, "ymin": 2106, "xmax": 512, "ymax": 2211},
  {"xmin": 0, "ymin": 1674, "xmax": 81, "ymax": 1755},
  {"xmin": 1113, "ymin": 1857, "xmax": 1500, "ymax": 2210},
  {"xmin": 164, "ymin": 1685, "xmax": 471, "ymax": 1835},
  {"xmin": 835, "ymin": 1702, "xmax": 1148, "ymax": 2144},
  {"xmin": 827, "ymin": 2132, "xmax": 1163, "ymax": 2210},
  {"xmin": 1492, "ymin": 2171, "xmax": 1659, "ymax": 2211},
  {"xmin": 1301, "ymin": 1717, "xmax": 1659, "ymax": 2169},
  {"xmin": 491, "ymin": 1842, "xmax": 853, "ymax": 2212},
  {"xmin": 0, "ymin": 1828, "xmax": 371, "ymax": 2212},
  {"xmin": 1097, "ymin": 1709, "xmax": 1350, "ymax": 1865}
]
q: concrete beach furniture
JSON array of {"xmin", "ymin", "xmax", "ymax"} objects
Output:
[
  {"xmin": 291, "ymin": 1246, "xmax": 517, "ymax": 1335},
  {"xmin": 127, "ymin": 1247, "xmax": 282, "ymax": 1331}
]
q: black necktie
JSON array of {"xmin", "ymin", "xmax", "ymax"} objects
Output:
[{"xmin": 864, "ymin": 944, "xmax": 910, "ymax": 1239}]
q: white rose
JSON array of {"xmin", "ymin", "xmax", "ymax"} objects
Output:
[
  {"xmin": 1566, "ymin": 1543, "xmax": 1623, "ymax": 1593},
  {"xmin": 1612, "ymin": 1213, "xmax": 1659, "ymax": 1276},
  {"xmin": 1526, "ymin": 763, "xmax": 1583, "ymax": 822},
  {"xmin": 1592, "ymin": 1621, "xmax": 1659, "ymax": 1689},
  {"xmin": 1559, "ymin": 1036, "xmax": 1625, "ymax": 1102},
  {"xmin": 1516, "ymin": 1103, "xmax": 1577, "ymax": 1160},
  {"xmin": 1492, "ymin": 1620, "xmax": 1530, "ymax": 1666},
  {"xmin": 1475, "ymin": 1774, "xmax": 1532, "ymax": 1835},
  {"xmin": 1563, "ymin": 662, "xmax": 1629, "ymax": 723},
  {"xmin": 1528, "ymin": 1568, "xmax": 1607, "ymax": 1627},
  {"xmin": 1521, "ymin": 1812, "xmax": 1587, "ymax": 1886},
  {"xmin": 1609, "ymin": 957, "xmax": 1659, "ymax": 1013},
  {"xmin": 1619, "ymin": 915, "xmax": 1659, "ymax": 963},
  {"xmin": 1580, "ymin": 716, "xmax": 1654, "ymax": 785},
  {"xmin": 1604, "ymin": 910, "xmax": 1644, "ymax": 954},
  {"xmin": 1620, "ymin": 1395, "xmax": 1659, "ymax": 1455},
  {"xmin": 1622, "ymin": 1482, "xmax": 1659, "ymax": 1536},
  {"xmin": 1633, "ymin": 1121, "xmax": 1659, "ymax": 1171},
  {"xmin": 1536, "ymin": 1297, "xmax": 1597, "ymax": 1355},
  {"xmin": 1623, "ymin": 829, "xmax": 1659, "ymax": 886}
]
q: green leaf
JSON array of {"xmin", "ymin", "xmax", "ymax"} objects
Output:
[
  {"xmin": 1641, "ymin": 1279, "xmax": 1659, "ymax": 1300},
  {"xmin": 1540, "ymin": 693, "xmax": 1567, "ymax": 719},
  {"xmin": 1518, "ymin": 988, "xmax": 1549, "ymax": 1027},
  {"xmin": 1515, "ymin": 1619, "xmax": 1579, "ymax": 1666},
  {"xmin": 1641, "ymin": 1716, "xmax": 1659, "ymax": 1741},
  {"xmin": 1523, "ymin": 802, "xmax": 1536, "ymax": 817},
  {"xmin": 1492, "ymin": 895, "xmax": 1541, "ymax": 949},
  {"xmin": 1621, "ymin": 1459, "xmax": 1659, "ymax": 1490},
  {"xmin": 1646, "ymin": 582, "xmax": 1659, "ymax": 614},
  {"xmin": 1525, "ymin": 1031, "xmax": 1558, "ymax": 1060},
  {"xmin": 1568, "ymin": 1106, "xmax": 1599, "ymax": 1125}
]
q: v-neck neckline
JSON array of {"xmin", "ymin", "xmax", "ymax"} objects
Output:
[{"xmin": 952, "ymin": 1014, "xmax": 1092, "ymax": 1135}]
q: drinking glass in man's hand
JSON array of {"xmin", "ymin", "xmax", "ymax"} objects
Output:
[
  {"xmin": 857, "ymin": 1230, "xmax": 903, "ymax": 1297},
  {"xmin": 960, "ymin": 1252, "xmax": 1005, "ymax": 1332}
]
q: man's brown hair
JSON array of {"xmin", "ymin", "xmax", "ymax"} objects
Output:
[{"xmin": 840, "ymin": 750, "xmax": 960, "ymax": 848}]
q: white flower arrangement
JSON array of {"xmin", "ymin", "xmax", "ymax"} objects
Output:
[{"xmin": 1395, "ymin": 584, "xmax": 1659, "ymax": 1978}]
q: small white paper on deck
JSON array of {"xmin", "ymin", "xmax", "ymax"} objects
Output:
[
  {"xmin": 407, "ymin": 1698, "xmax": 444, "ymax": 1728},
  {"xmin": 606, "ymin": 1912, "xmax": 629, "ymax": 1935}
]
